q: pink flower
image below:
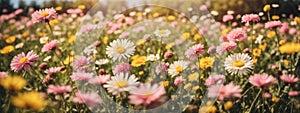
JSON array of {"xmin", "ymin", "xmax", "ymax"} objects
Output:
[
  {"xmin": 44, "ymin": 67, "xmax": 62, "ymax": 75},
  {"xmin": 42, "ymin": 40, "xmax": 58, "ymax": 52},
  {"xmin": 70, "ymin": 72, "xmax": 93, "ymax": 81},
  {"xmin": 208, "ymin": 82, "xmax": 242, "ymax": 100},
  {"xmin": 42, "ymin": 75, "xmax": 53, "ymax": 84},
  {"xmin": 185, "ymin": 44, "xmax": 204, "ymax": 59},
  {"xmin": 72, "ymin": 56, "xmax": 89, "ymax": 70},
  {"xmin": 222, "ymin": 14, "xmax": 234, "ymax": 22},
  {"xmin": 88, "ymin": 74, "xmax": 110, "ymax": 85},
  {"xmin": 119, "ymin": 32, "xmax": 130, "ymax": 39},
  {"xmin": 128, "ymin": 83, "xmax": 166, "ymax": 106},
  {"xmin": 227, "ymin": 28, "xmax": 247, "ymax": 42},
  {"xmin": 113, "ymin": 63, "xmax": 132, "ymax": 75},
  {"xmin": 205, "ymin": 74, "xmax": 226, "ymax": 86},
  {"xmin": 67, "ymin": 8, "xmax": 82, "ymax": 14},
  {"xmin": 47, "ymin": 84, "xmax": 72, "ymax": 94},
  {"xmin": 80, "ymin": 24, "xmax": 96, "ymax": 33},
  {"xmin": 164, "ymin": 51, "xmax": 173, "ymax": 59},
  {"xmin": 289, "ymin": 28, "xmax": 297, "ymax": 35},
  {"xmin": 241, "ymin": 14, "xmax": 260, "ymax": 25},
  {"xmin": 249, "ymin": 73, "xmax": 277, "ymax": 87},
  {"xmin": 155, "ymin": 63, "xmax": 169, "ymax": 75},
  {"xmin": 262, "ymin": 92, "xmax": 271, "ymax": 98},
  {"xmin": 280, "ymin": 74, "xmax": 298, "ymax": 83},
  {"xmin": 72, "ymin": 91, "xmax": 101, "ymax": 107},
  {"xmin": 279, "ymin": 22, "xmax": 289, "ymax": 34},
  {"xmin": 207, "ymin": 46, "xmax": 216, "ymax": 54},
  {"xmin": 31, "ymin": 8, "xmax": 57, "ymax": 23},
  {"xmin": 265, "ymin": 21, "xmax": 282, "ymax": 29},
  {"xmin": 10, "ymin": 50, "xmax": 39, "ymax": 72},
  {"xmin": 0, "ymin": 72, "xmax": 8, "ymax": 79},
  {"xmin": 288, "ymin": 91, "xmax": 299, "ymax": 97},
  {"xmin": 216, "ymin": 41, "xmax": 237, "ymax": 54},
  {"xmin": 174, "ymin": 76, "xmax": 186, "ymax": 86}
]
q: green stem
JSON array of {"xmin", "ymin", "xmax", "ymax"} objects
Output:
[{"xmin": 247, "ymin": 88, "xmax": 262, "ymax": 113}]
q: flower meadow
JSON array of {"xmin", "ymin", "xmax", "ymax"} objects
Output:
[{"xmin": 0, "ymin": 1, "xmax": 300, "ymax": 113}]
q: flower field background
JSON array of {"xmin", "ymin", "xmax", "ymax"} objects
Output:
[{"xmin": 0, "ymin": 0, "xmax": 300, "ymax": 113}]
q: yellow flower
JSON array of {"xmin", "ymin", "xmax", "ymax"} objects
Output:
[
  {"xmin": 222, "ymin": 29, "xmax": 229, "ymax": 35},
  {"xmin": 153, "ymin": 13, "xmax": 159, "ymax": 18},
  {"xmin": 184, "ymin": 32, "xmax": 190, "ymax": 39},
  {"xmin": 5, "ymin": 36, "xmax": 16, "ymax": 44},
  {"xmin": 0, "ymin": 76, "xmax": 26, "ymax": 91},
  {"xmin": 184, "ymin": 83, "xmax": 192, "ymax": 89},
  {"xmin": 263, "ymin": 4, "xmax": 271, "ymax": 12},
  {"xmin": 252, "ymin": 48, "xmax": 261, "ymax": 57},
  {"xmin": 136, "ymin": 39, "xmax": 145, "ymax": 46},
  {"xmin": 55, "ymin": 6, "xmax": 62, "ymax": 11},
  {"xmin": 193, "ymin": 34, "xmax": 202, "ymax": 41},
  {"xmin": 37, "ymin": 32, "xmax": 46, "ymax": 37},
  {"xmin": 68, "ymin": 35, "xmax": 76, "ymax": 44},
  {"xmin": 136, "ymin": 12, "xmax": 143, "ymax": 17},
  {"xmin": 259, "ymin": 42, "xmax": 267, "ymax": 50},
  {"xmin": 192, "ymin": 86, "xmax": 200, "ymax": 91},
  {"xmin": 10, "ymin": 25, "xmax": 15, "ymax": 30},
  {"xmin": 167, "ymin": 15, "xmax": 176, "ymax": 21},
  {"xmin": 283, "ymin": 60, "xmax": 289, "ymax": 66},
  {"xmin": 253, "ymin": 57, "xmax": 258, "ymax": 64},
  {"xmin": 271, "ymin": 15, "xmax": 280, "ymax": 20},
  {"xmin": 294, "ymin": 17, "xmax": 300, "ymax": 23},
  {"xmin": 279, "ymin": 40, "xmax": 285, "ymax": 45},
  {"xmin": 271, "ymin": 97, "xmax": 280, "ymax": 103},
  {"xmin": 160, "ymin": 81, "xmax": 169, "ymax": 87},
  {"xmin": 278, "ymin": 42, "xmax": 300, "ymax": 54},
  {"xmin": 266, "ymin": 31, "xmax": 276, "ymax": 38},
  {"xmin": 11, "ymin": 91, "xmax": 47, "ymax": 110},
  {"xmin": 188, "ymin": 73, "xmax": 199, "ymax": 82},
  {"xmin": 165, "ymin": 42, "xmax": 175, "ymax": 50},
  {"xmin": 49, "ymin": 19, "xmax": 59, "ymax": 26},
  {"xmin": 64, "ymin": 56, "xmax": 73, "ymax": 65},
  {"xmin": 131, "ymin": 56, "xmax": 147, "ymax": 67},
  {"xmin": 103, "ymin": 36, "xmax": 109, "ymax": 44},
  {"xmin": 138, "ymin": 71, "xmax": 144, "ymax": 75},
  {"xmin": 78, "ymin": 5, "xmax": 86, "ymax": 10},
  {"xmin": 22, "ymin": 31, "xmax": 30, "ymax": 38},
  {"xmin": 224, "ymin": 101, "xmax": 233, "ymax": 110},
  {"xmin": 199, "ymin": 57, "xmax": 214, "ymax": 69},
  {"xmin": 207, "ymin": 105, "xmax": 217, "ymax": 113},
  {"xmin": 0, "ymin": 45, "xmax": 14, "ymax": 54}
]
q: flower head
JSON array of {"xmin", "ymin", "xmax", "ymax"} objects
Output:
[
  {"xmin": 103, "ymin": 73, "xmax": 139, "ymax": 95},
  {"xmin": 47, "ymin": 84, "xmax": 72, "ymax": 94},
  {"xmin": 280, "ymin": 74, "xmax": 298, "ymax": 83},
  {"xmin": 174, "ymin": 76, "xmax": 186, "ymax": 86},
  {"xmin": 205, "ymin": 74, "xmax": 226, "ymax": 86},
  {"xmin": 249, "ymin": 73, "xmax": 277, "ymax": 87},
  {"xmin": 11, "ymin": 91, "xmax": 47, "ymax": 110},
  {"xmin": 72, "ymin": 91, "xmax": 101, "ymax": 107},
  {"xmin": 106, "ymin": 39, "xmax": 135, "ymax": 61},
  {"xmin": 10, "ymin": 50, "xmax": 39, "ymax": 72},
  {"xmin": 208, "ymin": 82, "xmax": 242, "ymax": 100},
  {"xmin": 88, "ymin": 74, "xmax": 110, "ymax": 85},
  {"xmin": 0, "ymin": 72, "xmax": 8, "ymax": 79},
  {"xmin": 32, "ymin": 8, "xmax": 57, "ymax": 23},
  {"xmin": 222, "ymin": 14, "xmax": 234, "ymax": 22},
  {"xmin": 113, "ymin": 63, "xmax": 132, "ymax": 75},
  {"xmin": 42, "ymin": 40, "xmax": 58, "ymax": 52},
  {"xmin": 71, "ymin": 56, "xmax": 89, "ymax": 71},
  {"xmin": 44, "ymin": 67, "xmax": 62, "ymax": 75},
  {"xmin": 224, "ymin": 53, "xmax": 253, "ymax": 75},
  {"xmin": 168, "ymin": 60, "xmax": 189, "ymax": 77},
  {"xmin": 70, "ymin": 72, "xmax": 93, "ymax": 81},
  {"xmin": 265, "ymin": 21, "xmax": 282, "ymax": 29},
  {"xmin": 216, "ymin": 41, "xmax": 237, "ymax": 54},
  {"xmin": 0, "ymin": 75, "xmax": 26, "ymax": 91},
  {"xmin": 241, "ymin": 14, "xmax": 260, "ymax": 24},
  {"xmin": 227, "ymin": 28, "xmax": 247, "ymax": 42},
  {"xmin": 199, "ymin": 57, "xmax": 214, "ymax": 70},
  {"xmin": 154, "ymin": 29, "xmax": 171, "ymax": 37}
]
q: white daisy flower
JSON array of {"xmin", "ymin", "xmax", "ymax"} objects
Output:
[
  {"xmin": 154, "ymin": 29, "xmax": 171, "ymax": 38},
  {"xmin": 168, "ymin": 60, "xmax": 189, "ymax": 77},
  {"xmin": 103, "ymin": 73, "xmax": 139, "ymax": 95},
  {"xmin": 106, "ymin": 39, "xmax": 135, "ymax": 61},
  {"xmin": 147, "ymin": 54, "xmax": 160, "ymax": 61},
  {"xmin": 224, "ymin": 53, "xmax": 254, "ymax": 76}
]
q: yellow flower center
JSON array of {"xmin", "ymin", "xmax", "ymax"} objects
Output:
[
  {"xmin": 233, "ymin": 60, "xmax": 245, "ymax": 67},
  {"xmin": 115, "ymin": 80, "xmax": 128, "ymax": 88},
  {"xmin": 41, "ymin": 12, "xmax": 49, "ymax": 17},
  {"xmin": 19, "ymin": 57, "xmax": 28, "ymax": 63},
  {"xmin": 116, "ymin": 46, "xmax": 126, "ymax": 54},
  {"xmin": 159, "ymin": 30, "xmax": 167, "ymax": 34},
  {"xmin": 175, "ymin": 66, "xmax": 183, "ymax": 73},
  {"xmin": 144, "ymin": 93, "xmax": 153, "ymax": 97}
]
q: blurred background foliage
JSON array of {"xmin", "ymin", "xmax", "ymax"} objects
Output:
[{"xmin": 0, "ymin": 0, "xmax": 299, "ymax": 21}]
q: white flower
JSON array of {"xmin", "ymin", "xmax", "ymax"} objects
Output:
[
  {"xmin": 168, "ymin": 60, "xmax": 189, "ymax": 77},
  {"xmin": 224, "ymin": 53, "xmax": 254, "ymax": 76},
  {"xmin": 106, "ymin": 39, "xmax": 135, "ymax": 61},
  {"xmin": 103, "ymin": 73, "xmax": 139, "ymax": 95},
  {"xmin": 40, "ymin": 37, "xmax": 49, "ymax": 44},
  {"xmin": 255, "ymin": 35, "xmax": 264, "ymax": 44},
  {"xmin": 95, "ymin": 59, "xmax": 109, "ymax": 65},
  {"xmin": 154, "ymin": 29, "xmax": 171, "ymax": 38},
  {"xmin": 147, "ymin": 54, "xmax": 160, "ymax": 61}
]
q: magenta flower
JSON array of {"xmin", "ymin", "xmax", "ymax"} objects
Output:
[
  {"xmin": 249, "ymin": 73, "xmax": 277, "ymax": 88},
  {"xmin": 70, "ymin": 72, "xmax": 93, "ymax": 81},
  {"xmin": 222, "ymin": 14, "xmax": 234, "ymax": 22},
  {"xmin": 288, "ymin": 91, "xmax": 299, "ymax": 97},
  {"xmin": 279, "ymin": 22, "xmax": 289, "ymax": 34},
  {"xmin": 88, "ymin": 74, "xmax": 111, "ymax": 85},
  {"xmin": 227, "ymin": 28, "xmax": 247, "ymax": 42},
  {"xmin": 72, "ymin": 91, "xmax": 101, "ymax": 107},
  {"xmin": 174, "ymin": 76, "xmax": 186, "ymax": 86},
  {"xmin": 31, "ymin": 8, "xmax": 57, "ymax": 23},
  {"xmin": 0, "ymin": 72, "xmax": 8, "ymax": 79},
  {"xmin": 216, "ymin": 41, "xmax": 237, "ymax": 54},
  {"xmin": 47, "ymin": 84, "xmax": 72, "ymax": 94},
  {"xmin": 205, "ymin": 74, "xmax": 226, "ymax": 86},
  {"xmin": 44, "ymin": 67, "xmax": 62, "ymax": 75},
  {"xmin": 71, "ymin": 56, "xmax": 89, "ymax": 70},
  {"xmin": 113, "ymin": 63, "xmax": 132, "ymax": 75},
  {"xmin": 241, "ymin": 14, "xmax": 260, "ymax": 25},
  {"xmin": 42, "ymin": 40, "xmax": 58, "ymax": 52},
  {"xmin": 208, "ymin": 82, "xmax": 242, "ymax": 100},
  {"xmin": 128, "ymin": 83, "xmax": 166, "ymax": 106},
  {"xmin": 280, "ymin": 74, "xmax": 298, "ymax": 84},
  {"xmin": 265, "ymin": 21, "xmax": 282, "ymax": 29},
  {"xmin": 10, "ymin": 50, "xmax": 39, "ymax": 72}
]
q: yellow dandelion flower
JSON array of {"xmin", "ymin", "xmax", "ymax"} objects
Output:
[
  {"xmin": 263, "ymin": 4, "xmax": 271, "ymax": 12},
  {"xmin": 160, "ymin": 81, "xmax": 169, "ymax": 87},
  {"xmin": 278, "ymin": 42, "xmax": 300, "ymax": 54},
  {"xmin": 5, "ymin": 36, "xmax": 16, "ymax": 44},
  {"xmin": 138, "ymin": 71, "xmax": 144, "ymax": 75},
  {"xmin": 78, "ymin": 5, "xmax": 86, "ymax": 10},
  {"xmin": 253, "ymin": 57, "xmax": 258, "ymax": 64},
  {"xmin": 199, "ymin": 57, "xmax": 214, "ymax": 69},
  {"xmin": 271, "ymin": 97, "xmax": 280, "ymax": 103},
  {"xmin": 131, "ymin": 56, "xmax": 147, "ymax": 67},
  {"xmin": 267, "ymin": 31, "xmax": 276, "ymax": 38},
  {"xmin": 136, "ymin": 39, "xmax": 145, "ymax": 46},
  {"xmin": 279, "ymin": 40, "xmax": 285, "ymax": 45},
  {"xmin": 224, "ymin": 101, "xmax": 233, "ymax": 110},
  {"xmin": 207, "ymin": 105, "xmax": 217, "ymax": 113},
  {"xmin": 68, "ymin": 35, "xmax": 76, "ymax": 44},
  {"xmin": 49, "ymin": 19, "xmax": 59, "ymax": 26},
  {"xmin": 259, "ymin": 42, "xmax": 267, "ymax": 50},
  {"xmin": 193, "ymin": 34, "xmax": 202, "ymax": 41},
  {"xmin": 22, "ymin": 31, "xmax": 30, "ymax": 38},
  {"xmin": 11, "ymin": 91, "xmax": 47, "ymax": 110},
  {"xmin": 252, "ymin": 48, "xmax": 261, "ymax": 57},
  {"xmin": 0, "ymin": 45, "xmax": 14, "ymax": 54},
  {"xmin": 0, "ymin": 76, "xmax": 26, "ymax": 91},
  {"xmin": 283, "ymin": 60, "xmax": 289, "ymax": 66},
  {"xmin": 165, "ymin": 42, "xmax": 175, "ymax": 50},
  {"xmin": 103, "ymin": 36, "xmax": 109, "ymax": 44},
  {"xmin": 64, "ymin": 56, "xmax": 73, "ymax": 65},
  {"xmin": 222, "ymin": 29, "xmax": 229, "ymax": 35},
  {"xmin": 192, "ymin": 86, "xmax": 200, "ymax": 91}
]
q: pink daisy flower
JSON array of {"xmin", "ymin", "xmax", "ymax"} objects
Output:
[
  {"xmin": 222, "ymin": 14, "xmax": 234, "ymax": 22},
  {"xmin": 208, "ymin": 82, "xmax": 242, "ymax": 100},
  {"xmin": 71, "ymin": 56, "xmax": 89, "ymax": 70},
  {"xmin": 241, "ymin": 14, "xmax": 260, "ymax": 25},
  {"xmin": 185, "ymin": 44, "xmax": 204, "ymax": 59},
  {"xmin": 249, "ymin": 73, "xmax": 277, "ymax": 88},
  {"xmin": 174, "ymin": 76, "xmax": 186, "ymax": 86},
  {"xmin": 0, "ymin": 72, "xmax": 8, "ymax": 79},
  {"xmin": 42, "ymin": 75, "xmax": 53, "ymax": 84},
  {"xmin": 88, "ymin": 74, "xmax": 111, "ymax": 85},
  {"xmin": 279, "ymin": 22, "xmax": 289, "ymax": 34},
  {"xmin": 44, "ymin": 67, "xmax": 62, "ymax": 75},
  {"xmin": 10, "ymin": 50, "xmax": 39, "ymax": 72},
  {"xmin": 288, "ymin": 91, "xmax": 299, "ymax": 97},
  {"xmin": 113, "ymin": 63, "xmax": 132, "ymax": 75},
  {"xmin": 128, "ymin": 83, "xmax": 166, "ymax": 106},
  {"xmin": 205, "ymin": 74, "xmax": 226, "ymax": 86},
  {"xmin": 227, "ymin": 28, "xmax": 247, "ymax": 42},
  {"xmin": 72, "ymin": 91, "xmax": 101, "ymax": 107},
  {"xmin": 265, "ymin": 21, "xmax": 282, "ymax": 29},
  {"xmin": 42, "ymin": 40, "xmax": 58, "ymax": 52},
  {"xmin": 31, "ymin": 7, "xmax": 57, "ymax": 23},
  {"xmin": 70, "ymin": 72, "xmax": 93, "ymax": 81},
  {"xmin": 280, "ymin": 74, "xmax": 298, "ymax": 84},
  {"xmin": 155, "ymin": 63, "xmax": 169, "ymax": 75},
  {"xmin": 47, "ymin": 84, "xmax": 72, "ymax": 94},
  {"xmin": 216, "ymin": 41, "xmax": 237, "ymax": 54}
]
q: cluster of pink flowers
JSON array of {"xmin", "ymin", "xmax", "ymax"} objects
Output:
[
  {"xmin": 70, "ymin": 72, "xmax": 93, "ymax": 81},
  {"xmin": 113, "ymin": 63, "xmax": 132, "ymax": 75},
  {"xmin": 10, "ymin": 50, "xmax": 39, "ymax": 72},
  {"xmin": 208, "ymin": 82, "xmax": 242, "ymax": 100},
  {"xmin": 249, "ymin": 73, "xmax": 277, "ymax": 87}
]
